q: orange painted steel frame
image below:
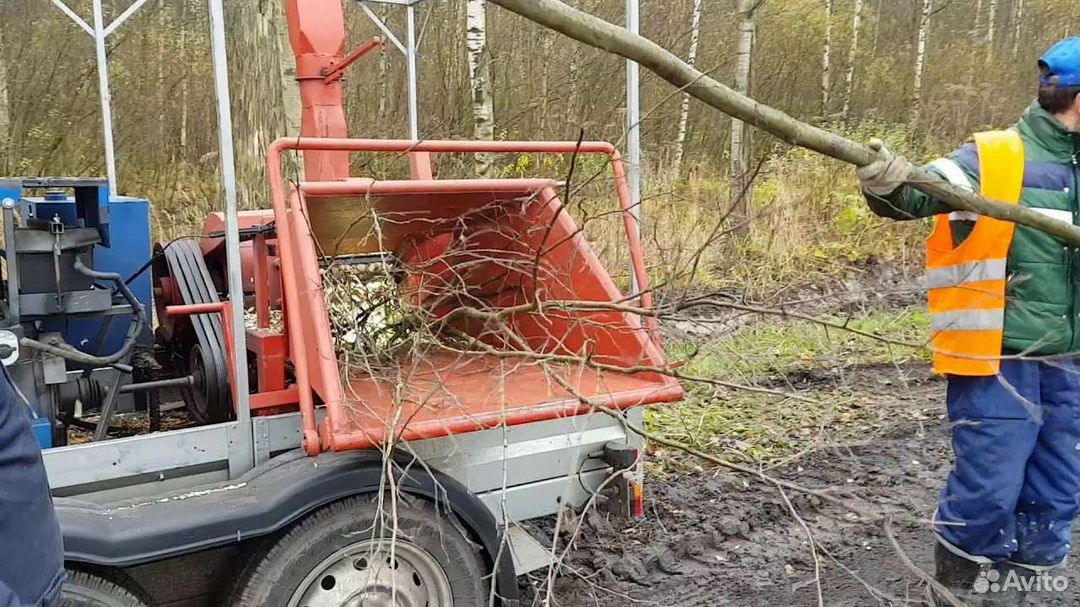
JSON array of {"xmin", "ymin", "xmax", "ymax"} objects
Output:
[{"xmin": 265, "ymin": 137, "xmax": 678, "ymax": 456}]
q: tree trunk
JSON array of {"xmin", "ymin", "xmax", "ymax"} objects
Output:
[
  {"xmin": 821, "ymin": 0, "xmax": 832, "ymax": 114},
  {"xmin": 538, "ymin": 31, "xmax": 554, "ymax": 139},
  {"xmin": 0, "ymin": 24, "xmax": 10, "ymax": 174},
  {"xmin": 985, "ymin": 0, "xmax": 997, "ymax": 64},
  {"xmin": 841, "ymin": 0, "xmax": 863, "ymax": 120},
  {"xmin": 672, "ymin": 0, "xmax": 703, "ymax": 175},
  {"xmin": 228, "ymin": 0, "xmax": 288, "ymax": 206},
  {"xmin": 483, "ymin": 0, "xmax": 1080, "ymax": 246},
  {"xmin": 731, "ymin": 0, "xmax": 758, "ymax": 235},
  {"xmin": 972, "ymin": 0, "xmax": 984, "ymax": 37},
  {"xmin": 568, "ymin": 56, "xmax": 580, "ymax": 124},
  {"xmin": 377, "ymin": 4, "xmax": 390, "ymax": 124},
  {"xmin": 178, "ymin": 1, "xmax": 189, "ymax": 160},
  {"xmin": 871, "ymin": 0, "xmax": 883, "ymax": 59},
  {"xmin": 157, "ymin": 0, "xmax": 167, "ymax": 156},
  {"xmin": 1011, "ymin": 0, "xmax": 1024, "ymax": 58},
  {"xmin": 467, "ymin": 0, "xmax": 496, "ymax": 177},
  {"xmin": 911, "ymin": 0, "xmax": 932, "ymax": 125},
  {"xmin": 277, "ymin": 0, "xmax": 303, "ymax": 179}
]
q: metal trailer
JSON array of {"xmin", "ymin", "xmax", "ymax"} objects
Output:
[{"xmin": 13, "ymin": 1, "xmax": 669, "ymax": 605}]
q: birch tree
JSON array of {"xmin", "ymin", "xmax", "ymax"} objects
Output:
[
  {"xmin": 841, "ymin": 0, "xmax": 864, "ymax": 120},
  {"xmin": 1011, "ymin": 0, "xmax": 1024, "ymax": 58},
  {"xmin": 157, "ymin": 1, "xmax": 167, "ymax": 153},
  {"xmin": 821, "ymin": 0, "xmax": 833, "ymax": 114},
  {"xmin": 467, "ymin": 0, "xmax": 495, "ymax": 177},
  {"xmin": 0, "ymin": 24, "xmax": 10, "ymax": 174},
  {"xmin": 985, "ymin": 0, "xmax": 997, "ymax": 64},
  {"xmin": 673, "ymin": 0, "xmax": 703, "ymax": 175},
  {"xmin": 972, "ymin": 0, "xmax": 985, "ymax": 37},
  {"xmin": 911, "ymin": 0, "xmax": 933, "ymax": 125},
  {"xmin": 178, "ymin": 1, "xmax": 189, "ymax": 159},
  {"xmin": 731, "ymin": 0, "xmax": 759, "ymax": 234}
]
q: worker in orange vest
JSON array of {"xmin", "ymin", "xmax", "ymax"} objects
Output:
[{"xmin": 857, "ymin": 36, "xmax": 1080, "ymax": 606}]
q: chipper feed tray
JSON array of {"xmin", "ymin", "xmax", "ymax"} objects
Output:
[{"xmin": 250, "ymin": 139, "xmax": 683, "ymax": 454}]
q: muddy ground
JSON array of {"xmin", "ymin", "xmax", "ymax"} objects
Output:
[{"xmin": 527, "ymin": 367, "xmax": 1080, "ymax": 604}]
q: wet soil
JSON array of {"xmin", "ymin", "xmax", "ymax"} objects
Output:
[{"xmin": 527, "ymin": 363, "xmax": 1080, "ymax": 606}]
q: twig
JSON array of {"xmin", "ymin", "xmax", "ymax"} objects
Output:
[
  {"xmin": 775, "ymin": 483, "xmax": 825, "ymax": 607},
  {"xmin": 883, "ymin": 516, "xmax": 964, "ymax": 607}
]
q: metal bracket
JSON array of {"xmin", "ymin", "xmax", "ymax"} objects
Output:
[{"xmin": 357, "ymin": 0, "xmax": 425, "ymax": 139}]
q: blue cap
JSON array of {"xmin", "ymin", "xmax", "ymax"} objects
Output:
[{"xmin": 1039, "ymin": 37, "xmax": 1080, "ymax": 87}]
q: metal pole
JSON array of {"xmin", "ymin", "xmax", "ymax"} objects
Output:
[
  {"xmin": 91, "ymin": 0, "xmax": 119, "ymax": 195},
  {"xmin": 626, "ymin": 0, "xmax": 642, "ymax": 296},
  {"xmin": 406, "ymin": 4, "xmax": 420, "ymax": 140},
  {"xmin": 207, "ymin": 0, "xmax": 254, "ymax": 476}
]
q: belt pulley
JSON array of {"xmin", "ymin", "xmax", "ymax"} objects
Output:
[{"xmin": 155, "ymin": 239, "xmax": 232, "ymax": 423}]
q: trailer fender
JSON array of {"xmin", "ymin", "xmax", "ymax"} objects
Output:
[{"xmin": 56, "ymin": 449, "xmax": 518, "ymax": 601}]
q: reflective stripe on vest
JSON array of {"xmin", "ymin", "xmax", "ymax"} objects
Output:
[{"xmin": 926, "ymin": 130, "xmax": 1024, "ymax": 376}]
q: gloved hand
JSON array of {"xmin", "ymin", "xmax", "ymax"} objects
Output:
[{"xmin": 856, "ymin": 139, "xmax": 913, "ymax": 197}]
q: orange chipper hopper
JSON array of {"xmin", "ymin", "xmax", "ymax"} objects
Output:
[{"xmin": 258, "ymin": 138, "xmax": 683, "ymax": 455}]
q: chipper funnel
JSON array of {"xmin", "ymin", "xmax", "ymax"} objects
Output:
[{"xmin": 260, "ymin": 139, "xmax": 683, "ymax": 454}]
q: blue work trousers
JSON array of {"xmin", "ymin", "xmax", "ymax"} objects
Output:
[
  {"xmin": 0, "ymin": 368, "xmax": 63, "ymax": 606},
  {"xmin": 936, "ymin": 358, "xmax": 1080, "ymax": 567}
]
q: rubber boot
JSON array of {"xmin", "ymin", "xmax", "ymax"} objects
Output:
[{"xmin": 930, "ymin": 542, "xmax": 1002, "ymax": 606}]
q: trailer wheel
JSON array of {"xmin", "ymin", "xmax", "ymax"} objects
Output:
[
  {"xmin": 58, "ymin": 570, "xmax": 147, "ymax": 607},
  {"xmin": 234, "ymin": 494, "xmax": 489, "ymax": 606}
]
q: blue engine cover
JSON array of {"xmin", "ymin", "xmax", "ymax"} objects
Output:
[{"xmin": 24, "ymin": 195, "xmax": 153, "ymax": 355}]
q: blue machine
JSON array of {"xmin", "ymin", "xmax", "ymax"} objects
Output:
[
  {"xmin": 0, "ymin": 178, "xmax": 154, "ymax": 449},
  {"xmin": 22, "ymin": 191, "xmax": 153, "ymax": 354}
]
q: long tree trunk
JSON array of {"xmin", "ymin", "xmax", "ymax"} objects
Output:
[
  {"xmin": 229, "ymin": 0, "xmax": 288, "ymax": 205},
  {"xmin": 537, "ymin": 31, "xmax": 554, "ymax": 139},
  {"xmin": 972, "ymin": 0, "xmax": 984, "ymax": 37},
  {"xmin": 277, "ymin": 0, "xmax": 303, "ymax": 179},
  {"xmin": 841, "ymin": 0, "xmax": 863, "ymax": 120},
  {"xmin": 178, "ymin": 1, "xmax": 189, "ymax": 160},
  {"xmin": 673, "ymin": 0, "xmax": 703, "ymax": 175},
  {"xmin": 821, "ymin": 0, "xmax": 832, "ymax": 114},
  {"xmin": 467, "ymin": 0, "xmax": 496, "ymax": 177},
  {"xmin": 1011, "ymin": 0, "xmax": 1024, "ymax": 58},
  {"xmin": 157, "ymin": 0, "xmax": 167, "ymax": 157},
  {"xmin": 911, "ymin": 0, "xmax": 932, "ymax": 125},
  {"xmin": 0, "ymin": 24, "xmax": 10, "ymax": 174},
  {"xmin": 731, "ymin": 0, "xmax": 758, "ymax": 234},
  {"xmin": 985, "ymin": 0, "xmax": 997, "ymax": 64},
  {"xmin": 871, "ymin": 0, "xmax": 883, "ymax": 59},
  {"xmin": 485, "ymin": 0, "xmax": 1080, "ymax": 247}
]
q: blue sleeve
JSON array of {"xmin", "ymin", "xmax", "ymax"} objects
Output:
[
  {"xmin": 0, "ymin": 580, "xmax": 32, "ymax": 607},
  {"xmin": 0, "ymin": 368, "xmax": 64, "ymax": 606}
]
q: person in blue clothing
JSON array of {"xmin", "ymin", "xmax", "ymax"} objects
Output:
[
  {"xmin": 0, "ymin": 366, "xmax": 64, "ymax": 607},
  {"xmin": 857, "ymin": 36, "xmax": 1080, "ymax": 605}
]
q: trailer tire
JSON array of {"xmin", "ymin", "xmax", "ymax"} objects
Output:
[
  {"xmin": 233, "ymin": 494, "xmax": 490, "ymax": 606},
  {"xmin": 58, "ymin": 570, "xmax": 147, "ymax": 607}
]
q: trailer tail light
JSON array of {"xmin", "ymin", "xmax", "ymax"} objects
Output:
[{"xmin": 632, "ymin": 478, "xmax": 645, "ymax": 519}]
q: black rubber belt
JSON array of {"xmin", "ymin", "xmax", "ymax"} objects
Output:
[{"xmin": 163, "ymin": 240, "xmax": 230, "ymax": 416}]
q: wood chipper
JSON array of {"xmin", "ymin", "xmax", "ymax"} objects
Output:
[{"xmin": 2, "ymin": 0, "xmax": 683, "ymax": 605}]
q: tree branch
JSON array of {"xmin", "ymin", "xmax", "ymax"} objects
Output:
[{"xmin": 486, "ymin": 0, "xmax": 1080, "ymax": 245}]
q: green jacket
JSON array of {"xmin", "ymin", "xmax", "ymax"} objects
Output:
[{"xmin": 866, "ymin": 102, "xmax": 1080, "ymax": 355}]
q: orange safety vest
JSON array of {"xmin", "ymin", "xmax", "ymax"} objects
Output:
[{"xmin": 925, "ymin": 130, "xmax": 1025, "ymax": 376}]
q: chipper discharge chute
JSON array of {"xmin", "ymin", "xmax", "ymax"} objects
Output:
[{"xmin": 203, "ymin": 138, "xmax": 684, "ymax": 455}]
